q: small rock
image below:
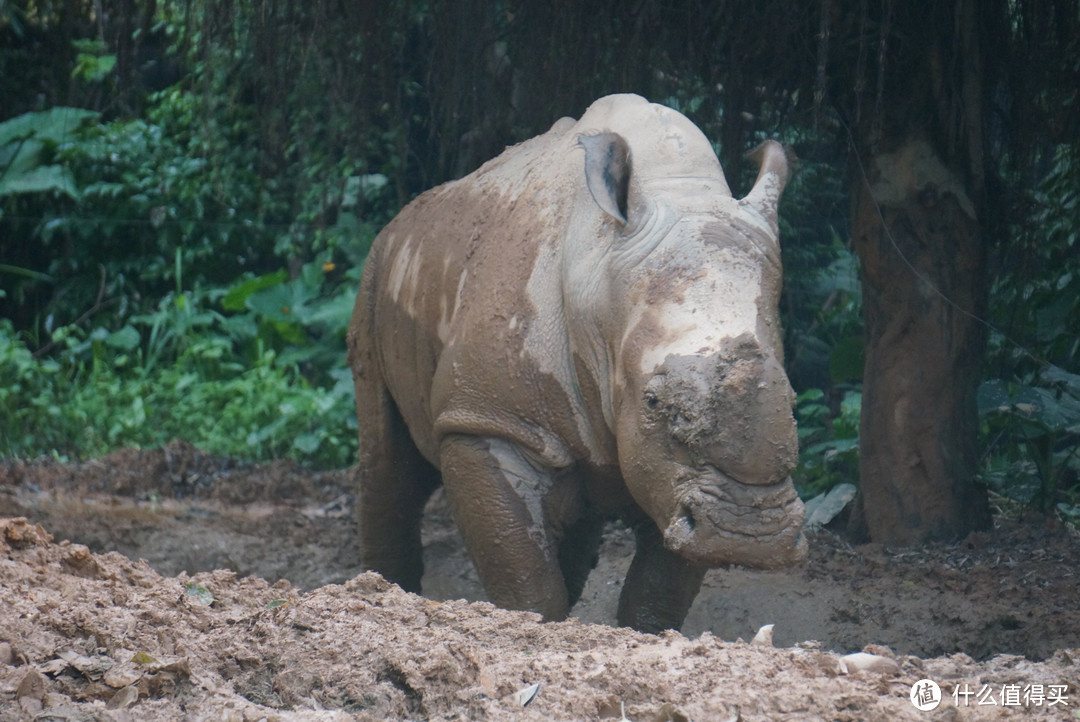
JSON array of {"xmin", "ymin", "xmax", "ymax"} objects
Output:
[
  {"xmin": 16, "ymin": 667, "xmax": 46, "ymax": 703},
  {"xmin": 651, "ymin": 701, "xmax": 694, "ymax": 721},
  {"xmin": 243, "ymin": 707, "xmax": 281, "ymax": 722},
  {"xmin": 800, "ymin": 649, "xmax": 842, "ymax": 676},
  {"xmin": 344, "ymin": 572, "xmax": 392, "ymax": 593},
  {"xmin": 18, "ymin": 696, "xmax": 43, "ymax": 717},
  {"xmin": 804, "ymin": 483, "xmax": 857, "ymax": 527},
  {"xmin": 839, "ymin": 652, "xmax": 901, "ymax": 676},
  {"xmin": 901, "ymin": 654, "xmax": 924, "ymax": 671},
  {"xmin": 43, "ymin": 691, "xmax": 71, "ymax": 709},
  {"xmin": 40, "ymin": 657, "xmax": 69, "ymax": 676},
  {"xmin": 751, "ymin": 623, "xmax": 774, "ymax": 646},
  {"xmin": 513, "ymin": 682, "xmax": 541, "ymax": 707},
  {"xmin": 862, "ymin": 643, "xmax": 896, "ymax": 658},
  {"xmin": 104, "ymin": 661, "xmax": 145, "ymax": 688},
  {"xmin": 59, "ymin": 651, "xmax": 114, "ymax": 680},
  {"xmin": 1, "ymin": 517, "xmax": 53, "ymax": 550},
  {"xmin": 16, "ymin": 667, "xmax": 46, "ymax": 716},
  {"xmin": 60, "ymin": 544, "xmax": 103, "ymax": 579},
  {"xmin": 106, "ymin": 684, "xmax": 140, "ymax": 710},
  {"xmin": 139, "ymin": 655, "xmax": 191, "ymax": 676}
]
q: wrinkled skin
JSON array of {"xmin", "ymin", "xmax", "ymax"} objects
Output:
[{"xmin": 347, "ymin": 94, "xmax": 806, "ymax": 633}]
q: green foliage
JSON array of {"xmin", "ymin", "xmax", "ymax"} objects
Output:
[
  {"xmin": 978, "ymin": 368, "xmax": 1080, "ymax": 515},
  {"xmin": 46, "ymin": 89, "xmax": 275, "ymax": 304},
  {"xmin": 71, "ymin": 39, "xmax": 116, "ymax": 82},
  {"xmin": 989, "ymin": 143, "xmax": 1080, "ymax": 374},
  {"xmin": 0, "ymin": 4, "xmax": 386, "ymax": 469},
  {"xmin": 0, "ymin": 108, "xmax": 99, "ymax": 200},
  {"xmin": 4, "ymin": 78, "xmax": 390, "ymax": 333},
  {"xmin": 218, "ymin": 258, "xmax": 361, "ymax": 384},
  {"xmin": 2, "ymin": 0, "xmax": 1077, "ymax": 513},
  {"xmin": 777, "ymin": 150, "xmax": 863, "ymax": 392},
  {"xmin": 793, "ymin": 387, "xmax": 861, "ymax": 498},
  {"xmin": 980, "ymin": 142, "xmax": 1080, "ymax": 516},
  {"xmin": 0, "ymin": 270, "xmax": 358, "ymax": 467}
]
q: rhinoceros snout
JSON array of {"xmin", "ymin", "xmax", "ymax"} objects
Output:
[
  {"xmin": 662, "ymin": 478, "xmax": 808, "ymax": 568},
  {"xmin": 651, "ymin": 344, "xmax": 798, "ymax": 487}
]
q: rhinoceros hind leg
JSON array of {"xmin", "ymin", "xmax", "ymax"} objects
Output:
[
  {"xmin": 440, "ymin": 434, "xmax": 571, "ymax": 621},
  {"xmin": 616, "ymin": 521, "xmax": 706, "ymax": 634},
  {"xmin": 356, "ymin": 386, "xmax": 440, "ymax": 594},
  {"xmin": 559, "ymin": 515, "xmax": 603, "ymax": 609}
]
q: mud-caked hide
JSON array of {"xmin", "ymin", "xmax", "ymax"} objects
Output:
[{"xmin": 348, "ymin": 93, "xmax": 806, "ymax": 633}]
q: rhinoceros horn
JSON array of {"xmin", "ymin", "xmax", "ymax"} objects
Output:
[{"xmin": 740, "ymin": 140, "xmax": 793, "ymax": 236}]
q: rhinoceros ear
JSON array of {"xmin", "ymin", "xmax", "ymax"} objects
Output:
[
  {"xmin": 741, "ymin": 140, "xmax": 793, "ymax": 235},
  {"xmin": 578, "ymin": 131, "xmax": 631, "ymax": 225}
]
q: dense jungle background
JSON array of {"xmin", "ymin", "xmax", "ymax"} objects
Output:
[{"xmin": 2, "ymin": 0, "xmax": 1079, "ymax": 535}]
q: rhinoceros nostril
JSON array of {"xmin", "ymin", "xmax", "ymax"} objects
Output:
[
  {"xmin": 681, "ymin": 506, "xmax": 697, "ymax": 532},
  {"xmin": 664, "ymin": 505, "xmax": 697, "ymax": 551}
]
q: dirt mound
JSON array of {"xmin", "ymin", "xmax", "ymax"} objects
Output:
[
  {"xmin": 2, "ymin": 444, "xmax": 1080, "ymax": 719},
  {"xmin": 1, "ymin": 517, "xmax": 1075, "ymax": 720}
]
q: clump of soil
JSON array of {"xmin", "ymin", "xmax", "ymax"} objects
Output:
[{"xmin": 2, "ymin": 442, "xmax": 1079, "ymax": 719}]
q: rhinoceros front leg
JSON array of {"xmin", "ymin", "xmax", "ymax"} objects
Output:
[
  {"xmin": 439, "ymin": 434, "xmax": 570, "ymax": 621},
  {"xmin": 617, "ymin": 521, "xmax": 707, "ymax": 633}
]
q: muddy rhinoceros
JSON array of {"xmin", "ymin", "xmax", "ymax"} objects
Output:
[{"xmin": 347, "ymin": 93, "xmax": 807, "ymax": 633}]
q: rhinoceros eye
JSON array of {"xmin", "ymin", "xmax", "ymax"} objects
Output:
[{"xmin": 644, "ymin": 392, "xmax": 660, "ymax": 410}]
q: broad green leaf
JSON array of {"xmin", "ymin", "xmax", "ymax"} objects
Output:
[
  {"xmin": 0, "ymin": 137, "xmax": 43, "ymax": 175},
  {"xmin": 358, "ymin": 173, "xmax": 388, "ymax": 200},
  {"xmin": 1042, "ymin": 364, "xmax": 1080, "ymax": 397},
  {"xmin": 294, "ymin": 432, "xmax": 322, "ymax": 454},
  {"xmin": 304, "ymin": 291, "xmax": 355, "ymax": 331},
  {"xmin": 0, "ymin": 165, "xmax": 80, "ymax": 199},
  {"xmin": 977, "ymin": 379, "xmax": 1011, "ymax": 414},
  {"xmin": 299, "ymin": 258, "xmax": 331, "ymax": 290},
  {"xmin": 222, "ymin": 270, "xmax": 288, "ymax": 312},
  {"xmin": 106, "ymin": 326, "xmax": 141, "ymax": 351},
  {"xmin": 0, "ymin": 264, "xmax": 54, "ymax": 282},
  {"xmin": 0, "ymin": 107, "xmax": 99, "ymax": 147},
  {"xmin": 247, "ymin": 282, "xmax": 314, "ymax": 323}
]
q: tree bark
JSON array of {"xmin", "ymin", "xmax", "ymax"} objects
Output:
[
  {"xmin": 849, "ymin": 0, "xmax": 996, "ymax": 543},
  {"xmin": 852, "ymin": 139, "xmax": 991, "ymax": 542}
]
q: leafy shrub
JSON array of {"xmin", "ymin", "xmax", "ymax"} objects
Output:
[
  {"xmin": 0, "ymin": 262, "xmax": 359, "ymax": 468},
  {"xmin": 978, "ymin": 367, "xmax": 1080, "ymax": 515},
  {"xmin": 793, "ymin": 387, "xmax": 861, "ymax": 498},
  {"xmin": 979, "ymin": 142, "xmax": 1080, "ymax": 516},
  {"xmin": 0, "ymin": 90, "xmax": 373, "ymax": 469}
]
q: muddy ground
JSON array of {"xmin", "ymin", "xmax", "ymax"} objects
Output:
[{"xmin": 1, "ymin": 441, "xmax": 1078, "ymax": 720}]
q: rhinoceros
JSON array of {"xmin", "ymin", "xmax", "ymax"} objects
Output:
[{"xmin": 347, "ymin": 93, "xmax": 807, "ymax": 633}]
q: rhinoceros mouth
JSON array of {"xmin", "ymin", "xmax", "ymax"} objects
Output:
[{"xmin": 662, "ymin": 471, "xmax": 807, "ymax": 568}]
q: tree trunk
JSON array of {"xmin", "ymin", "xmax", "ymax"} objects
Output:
[
  {"xmin": 847, "ymin": 0, "xmax": 997, "ymax": 543},
  {"xmin": 852, "ymin": 138, "xmax": 991, "ymax": 542}
]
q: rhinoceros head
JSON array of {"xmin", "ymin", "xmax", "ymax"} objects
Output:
[{"xmin": 566, "ymin": 97, "xmax": 806, "ymax": 569}]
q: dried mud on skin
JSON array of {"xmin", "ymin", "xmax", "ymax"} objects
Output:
[{"xmin": 1, "ymin": 445, "xmax": 1080, "ymax": 720}]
